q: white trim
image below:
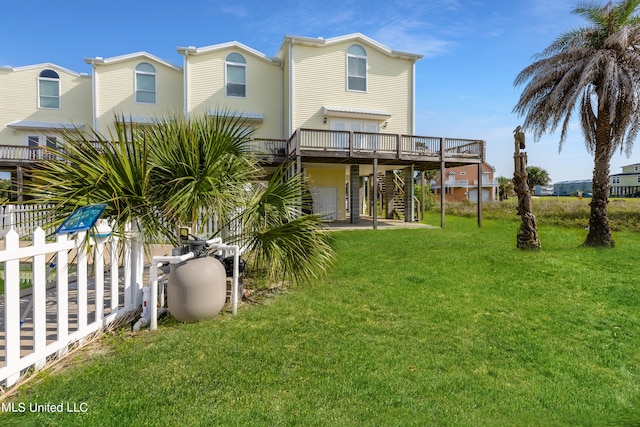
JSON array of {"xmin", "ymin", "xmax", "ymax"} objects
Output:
[
  {"xmin": 37, "ymin": 74, "xmax": 60, "ymax": 110},
  {"xmin": 134, "ymin": 62, "xmax": 157, "ymax": 104},
  {"xmin": 281, "ymin": 33, "xmax": 423, "ymax": 61},
  {"xmin": 288, "ymin": 42, "xmax": 294, "ymax": 136},
  {"xmin": 7, "ymin": 63, "xmax": 86, "ymax": 77},
  {"xmin": 346, "ymin": 44, "xmax": 367, "ymax": 93},
  {"xmin": 83, "ymin": 52, "xmax": 182, "ymax": 72},
  {"xmin": 183, "ymin": 50, "xmax": 189, "ymax": 117},
  {"xmin": 178, "ymin": 41, "xmax": 281, "ymax": 64},
  {"xmin": 224, "ymin": 53, "xmax": 247, "ymax": 98}
]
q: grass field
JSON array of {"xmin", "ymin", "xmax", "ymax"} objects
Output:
[
  {"xmin": 1, "ymin": 213, "xmax": 640, "ymax": 426},
  {"xmin": 432, "ymin": 196, "xmax": 640, "ymax": 232}
]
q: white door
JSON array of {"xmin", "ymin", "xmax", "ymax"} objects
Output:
[
  {"xmin": 331, "ymin": 119, "xmax": 379, "ymax": 150},
  {"xmin": 311, "ymin": 187, "xmax": 338, "ymax": 220}
]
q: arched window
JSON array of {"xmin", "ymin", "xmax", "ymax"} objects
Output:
[
  {"xmin": 135, "ymin": 62, "xmax": 156, "ymax": 103},
  {"xmin": 226, "ymin": 53, "xmax": 246, "ymax": 97},
  {"xmin": 38, "ymin": 69, "xmax": 60, "ymax": 108},
  {"xmin": 347, "ymin": 44, "xmax": 367, "ymax": 92}
]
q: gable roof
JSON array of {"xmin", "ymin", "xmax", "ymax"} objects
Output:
[
  {"xmin": 83, "ymin": 52, "xmax": 182, "ymax": 71},
  {"xmin": 0, "ymin": 63, "xmax": 88, "ymax": 77},
  {"xmin": 177, "ymin": 41, "xmax": 282, "ymax": 64},
  {"xmin": 279, "ymin": 33, "xmax": 423, "ymax": 61}
]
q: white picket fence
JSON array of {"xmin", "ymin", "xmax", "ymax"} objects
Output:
[
  {"xmin": 0, "ymin": 204, "xmax": 223, "ymax": 239},
  {"xmin": 0, "ymin": 227, "xmax": 144, "ymax": 388}
]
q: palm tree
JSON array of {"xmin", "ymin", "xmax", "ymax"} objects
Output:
[
  {"xmin": 513, "ymin": 0, "xmax": 640, "ymax": 247},
  {"xmin": 526, "ymin": 166, "xmax": 551, "ymax": 192},
  {"xmin": 19, "ymin": 113, "xmax": 334, "ymax": 286},
  {"xmin": 497, "ymin": 176, "xmax": 515, "ymax": 201}
]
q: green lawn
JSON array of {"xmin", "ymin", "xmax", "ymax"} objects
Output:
[{"xmin": 2, "ymin": 216, "xmax": 640, "ymax": 426}]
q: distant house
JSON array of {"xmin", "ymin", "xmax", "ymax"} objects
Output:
[
  {"xmin": 431, "ymin": 162, "xmax": 498, "ymax": 202},
  {"xmin": 609, "ymin": 163, "xmax": 640, "ymax": 197},
  {"xmin": 0, "ymin": 33, "xmax": 487, "ymax": 223},
  {"xmin": 553, "ymin": 180, "xmax": 592, "ymax": 196},
  {"xmin": 534, "ymin": 185, "xmax": 554, "ymax": 196}
]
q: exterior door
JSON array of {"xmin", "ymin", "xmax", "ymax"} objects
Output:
[{"xmin": 330, "ymin": 119, "xmax": 379, "ymax": 150}]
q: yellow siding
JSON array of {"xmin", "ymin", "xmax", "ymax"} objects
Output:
[
  {"xmin": 95, "ymin": 58, "xmax": 183, "ymax": 136},
  {"xmin": 621, "ymin": 164, "xmax": 640, "ymax": 174},
  {"xmin": 0, "ymin": 65, "xmax": 91, "ymax": 146},
  {"xmin": 290, "ymin": 40, "xmax": 413, "ymax": 134},
  {"xmin": 186, "ymin": 49, "xmax": 282, "ymax": 139},
  {"xmin": 305, "ymin": 166, "xmax": 347, "ymax": 220}
]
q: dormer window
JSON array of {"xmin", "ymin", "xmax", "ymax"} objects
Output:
[
  {"xmin": 135, "ymin": 62, "xmax": 156, "ymax": 104},
  {"xmin": 38, "ymin": 69, "xmax": 60, "ymax": 109},
  {"xmin": 347, "ymin": 44, "xmax": 367, "ymax": 92},
  {"xmin": 226, "ymin": 53, "xmax": 246, "ymax": 97}
]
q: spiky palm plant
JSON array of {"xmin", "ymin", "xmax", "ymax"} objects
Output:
[
  {"xmin": 513, "ymin": 0, "xmax": 640, "ymax": 247},
  {"xmin": 20, "ymin": 118, "xmax": 172, "ymax": 246},
  {"xmin": 231, "ymin": 164, "xmax": 334, "ymax": 286},
  {"xmin": 146, "ymin": 113, "xmax": 258, "ymax": 229}
]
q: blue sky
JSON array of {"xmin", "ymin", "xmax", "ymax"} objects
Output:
[{"xmin": 2, "ymin": 0, "xmax": 636, "ymax": 183}]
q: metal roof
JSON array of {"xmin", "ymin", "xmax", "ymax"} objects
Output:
[{"xmin": 7, "ymin": 121, "xmax": 84, "ymax": 130}]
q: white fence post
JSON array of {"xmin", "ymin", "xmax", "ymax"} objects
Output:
[
  {"xmin": 123, "ymin": 225, "xmax": 132, "ymax": 309},
  {"xmin": 94, "ymin": 240, "xmax": 105, "ymax": 323},
  {"xmin": 76, "ymin": 231, "xmax": 88, "ymax": 334},
  {"xmin": 4, "ymin": 229, "xmax": 21, "ymax": 386},
  {"xmin": 32, "ymin": 228, "xmax": 47, "ymax": 371},
  {"xmin": 56, "ymin": 233, "xmax": 69, "ymax": 358},
  {"xmin": 110, "ymin": 235, "xmax": 119, "ymax": 311}
]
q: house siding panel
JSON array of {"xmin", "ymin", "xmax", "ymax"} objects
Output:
[
  {"xmin": 290, "ymin": 40, "xmax": 413, "ymax": 134},
  {"xmin": 0, "ymin": 65, "xmax": 91, "ymax": 146},
  {"xmin": 186, "ymin": 49, "xmax": 282, "ymax": 139},
  {"xmin": 95, "ymin": 58, "xmax": 182, "ymax": 136}
]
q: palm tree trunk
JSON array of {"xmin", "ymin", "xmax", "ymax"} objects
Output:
[{"xmin": 584, "ymin": 112, "xmax": 614, "ymax": 247}]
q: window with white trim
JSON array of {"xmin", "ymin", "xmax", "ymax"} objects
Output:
[
  {"xmin": 613, "ymin": 176, "xmax": 620, "ymax": 184},
  {"xmin": 135, "ymin": 62, "xmax": 156, "ymax": 104},
  {"xmin": 38, "ymin": 69, "xmax": 60, "ymax": 109},
  {"xmin": 347, "ymin": 44, "xmax": 367, "ymax": 92},
  {"xmin": 226, "ymin": 53, "xmax": 246, "ymax": 97}
]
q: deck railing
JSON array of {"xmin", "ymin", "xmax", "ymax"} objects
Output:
[
  {"xmin": 288, "ymin": 129, "xmax": 483, "ymax": 160},
  {"xmin": 0, "ymin": 130, "xmax": 483, "ymax": 164}
]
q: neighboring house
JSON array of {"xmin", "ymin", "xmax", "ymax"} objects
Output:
[
  {"xmin": 533, "ymin": 185, "xmax": 554, "ymax": 196},
  {"xmin": 609, "ymin": 163, "xmax": 640, "ymax": 197},
  {"xmin": 83, "ymin": 52, "xmax": 183, "ymax": 135},
  {"xmin": 0, "ymin": 33, "xmax": 486, "ymax": 221},
  {"xmin": 553, "ymin": 180, "xmax": 592, "ymax": 196},
  {"xmin": 0, "ymin": 63, "xmax": 92, "ymax": 196},
  {"xmin": 431, "ymin": 162, "xmax": 498, "ymax": 202}
]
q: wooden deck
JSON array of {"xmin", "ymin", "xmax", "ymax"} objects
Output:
[{"xmin": 0, "ymin": 129, "xmax": 484, "ymax": 172}]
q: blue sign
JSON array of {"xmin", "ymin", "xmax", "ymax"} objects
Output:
[{"xmin": 55, "ymin": 204, "xmax": 107, "ymax": 234}]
